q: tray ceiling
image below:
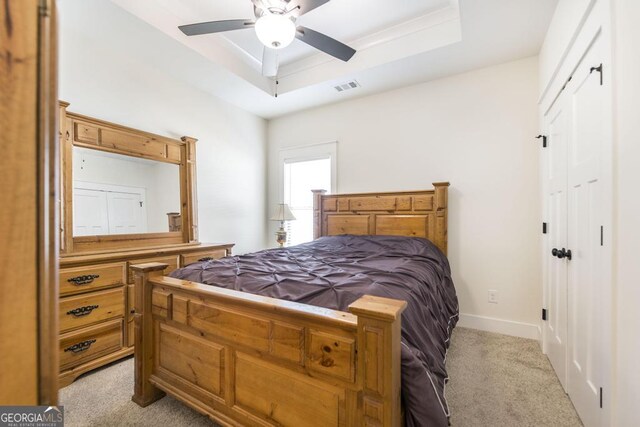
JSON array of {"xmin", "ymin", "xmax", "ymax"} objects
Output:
[
  {"xmin": 73, "ymin": 0, "xmax": 559, "ymax": 118},
  {"xmin": 110, "ymin": 0, "xmax": 462, "ymax": 94}
]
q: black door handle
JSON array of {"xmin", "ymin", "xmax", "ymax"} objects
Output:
[{"xmin": 552, "ymin": 248, "xmax": 572, "ymax": 261}]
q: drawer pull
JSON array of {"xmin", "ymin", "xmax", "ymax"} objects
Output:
[
  {"xmin": 198, "ymin": 256, "xmax": 214, "ymax": 262},
  {"xmin": 64, "ymin": 339, "xmax": 97, "ymax": 353},
  {"xmin": 67, "ymin": 305, "xmax": 99, "ymax": 317},
  {"xmin": 67, "ymin": 274, "xmax": 100, "ymax": 285}
]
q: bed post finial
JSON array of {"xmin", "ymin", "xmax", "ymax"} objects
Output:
[
  {"xmin": 131, "ymin": 262, "xmax": 168, "ymax": 407},
  {"xmin": 312, "ymin": 189, "xmax": 327, "ymax": 240},
  {"xmin": 349, "ymin": 295, "xmax": 407, "ymax": 427}
]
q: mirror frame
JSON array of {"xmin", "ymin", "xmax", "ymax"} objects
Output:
[{"xmin": 59, "ymin": 101, "xmax": 199, "ymax": 254}]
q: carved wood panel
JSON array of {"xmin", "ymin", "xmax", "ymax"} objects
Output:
[
  {"xmin": 350, "ymin": 196, "xmax": 398, "ymax": 212},
  {"xmin": 314, "ymin": 184, "xmax": 449, "ymax": 255},
  {"xmin": 307, "ymin": 330, "xmax": 356, "ymax": 382},
  {"xmin": 270, "ymin": 321, "xmax": 305, "ymax": 365},
  {"xmin": 234, "ymin": 353, "xmax": 342, "ymax": 427},
  {"xmin": 72, "ymin": 119, "xmax": 183, "ymax": 164},
  {"xmin": 158, "ymin": 323, "xmax": 225, "ymax": 397},
  {"xmin": 363, "ymin": 326, "xmax": 384, "ymax": 395},
  {"xmin": 375, "ymin": 215, "xmax": 430, "ymax": 238},
  {"xmin": 326, "ymin": 215, "xmax": 371, "ymax": 235},
  {"xmin": 187, "ymin": 301, "xmax": 272, "ymax": 351}
]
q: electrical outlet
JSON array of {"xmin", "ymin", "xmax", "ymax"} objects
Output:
[{"xmin": 488, "ymin": 290, "xmax": 499, "ymax": 304}]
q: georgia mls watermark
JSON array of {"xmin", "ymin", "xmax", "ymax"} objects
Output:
[{"xmin": 0, "ymin": 406, "xmax": 64, "ymax": 427}]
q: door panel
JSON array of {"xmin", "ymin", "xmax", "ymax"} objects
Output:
[
  {"xmin": 566, "ymin": 36, "xmax": 604, "ymax": 427},
  {"xmin": 544, "ymin": 100, "xmax": 568, "ymax": 390},
  {"xmin": 74, "ymin": 188, "xmax": 109, "ymax": 236},
  {"xmin": 543, "ymin": 34, "xmax": 606, "ymax": 427},
  {"xmin": 106, "ymin": 191, "xmax": 146, "ymax": 234}
]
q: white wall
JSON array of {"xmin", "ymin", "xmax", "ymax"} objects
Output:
[
  {"xmin": 146, "ymin": 162, "xmax": 182, "ymax": 232},
  {"xmin": 268, "ymin": 57, "xmax": 542, "ymax": 337},
  {"xmin": 611, "ymin": 0, "xmax": 640, "ymax": 424},
  {"xmin": 58, "ymin": 0, "xmax": 268, "ymax": 254}
]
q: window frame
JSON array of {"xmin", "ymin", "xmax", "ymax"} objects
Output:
[{"xmin": 277, "ymin": 142, "xmax": 337, "ymax": 245}]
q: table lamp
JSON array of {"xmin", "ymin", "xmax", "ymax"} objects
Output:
[{"xmin": 270, "ymin": 203, "xmax": 296, "ymax": 247}]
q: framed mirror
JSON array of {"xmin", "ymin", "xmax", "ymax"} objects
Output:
[
  {"xmin": 72, "ymin": 147, "xmax": 181, "ymax": 236},
  {"xmin": 59, "ymin": 102, "xmax": 199, "ymax": 253}
]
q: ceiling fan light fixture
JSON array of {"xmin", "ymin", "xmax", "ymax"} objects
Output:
[{"xmin": 255, "ymin": 13, "xmax": 296, "ymax": 49}]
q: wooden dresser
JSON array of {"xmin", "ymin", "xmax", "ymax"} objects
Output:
[
  {"xmin": 58, "ymin": 243, "xmax": 233, "ymax": 386},
  {"xmin": 57, "ymin": 102, "xmax": 235, "ymax": 387}
]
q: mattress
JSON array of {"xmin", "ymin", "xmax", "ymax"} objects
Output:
[{"xmin": 170, "ymin": 235, "xmax": 459, "ymax": 426}]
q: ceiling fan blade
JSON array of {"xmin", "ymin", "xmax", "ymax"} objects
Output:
[
  {"xmin": 179, "ymin": 19, "xmax": 255, "ymax": 36},
  {"xmin": 262, "ymin": 47, "xmax": 279, "ymax": 77},
  {"xmin": 291, "ymin": 0, "xmax": 330, "ymax": 16},
  {"xmin": 295, "ymin": 26, "xmax": 356, "ymax": 62}
]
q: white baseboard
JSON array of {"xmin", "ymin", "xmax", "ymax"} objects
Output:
[{"xmin": 457, "ymin": 313, "xmax": 541, "ymax": 340}]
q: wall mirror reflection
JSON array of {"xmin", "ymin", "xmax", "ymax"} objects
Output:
[{"xmin": 72, "ymin": 146, "xmax": 181, "ymax": 236}]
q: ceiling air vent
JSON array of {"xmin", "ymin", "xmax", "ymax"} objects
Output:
[{"xmin": 334, "ymin": 80, "xmax": 361, "ymax": 93}]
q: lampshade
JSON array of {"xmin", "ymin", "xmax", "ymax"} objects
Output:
[
  {"xmin": 255, "ymin": 13, "xmax": 296, "ymax": 50},
  {"xmin": 270, "ymin": 203, "xmax": 296, "ymax": 221}
]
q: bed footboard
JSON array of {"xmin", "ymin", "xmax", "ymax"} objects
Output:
[{"xmin": 131, "ymin": 263, "xmax": 406, "ymax": 427}]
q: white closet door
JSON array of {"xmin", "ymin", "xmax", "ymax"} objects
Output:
[
  {"xmin": 544, "ymin": 94, "xmax": 569, "ymax": 391},
  {"xmin": 73, "ymin": 188, "xmax": 109, "ymax": 236},
  {"xmin": 106, "ymin": 191, "xmax": 146, "ymax": 234},
  {"xmin": 566, "ymin": 36, "xmax": 604, "ymax": 426}
]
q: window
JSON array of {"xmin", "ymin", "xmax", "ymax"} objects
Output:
[{"xmin": 279, "ymin": 142, "xmax": 336, "ymax": 246}]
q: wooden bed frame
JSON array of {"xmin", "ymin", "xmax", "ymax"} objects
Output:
[{"xmin": 132, "ymin": 183, "xmax": 449, "ymax": 427}]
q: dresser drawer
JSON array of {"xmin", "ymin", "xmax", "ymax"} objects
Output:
[
  {"xmin": 60, "ymin": 287, "xmax": 125, "ymax": 333},
  {"xmin": 60, "ymin": 319, "xmax": 123, "ymax": 370},
  {"xmin": 181, "ymin": 249, "xmax": 228, "ymax": 267},
  {"xmin": 127, "ymin": 255, "xmax": 179, "ymax": 284},
  {"xmin": 60, "ymin": 262, "xmax": 126, "ymax": 296}
]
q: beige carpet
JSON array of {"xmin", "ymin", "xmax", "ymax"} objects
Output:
[
  {"xmin": 60, "ymin": 327, "xmax": 582, "ymax": 426},
  {"xmin": 446, "ymin": 328, "xmax": 582, "ymax": 426}
]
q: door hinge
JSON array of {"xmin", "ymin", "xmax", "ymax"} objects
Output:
[
  {"xmin": 536, "ymin": 135, "xmax": 548, "ymax": 148},
  {"xmin": 600, "ymin": 387, "xmax": 603, "ymax": 408},
  {"xmin": 543, "ymin": 222, "xmax": 548, "ymax": 234},
  {"xmin": 542, "ymin": 308, "xmax": 547, "ymax": 321},
  {"xmin": 561, "ymin": 75, "xmax": 573, "ymax": 92},
  {"xmin": 600, "ymin": 226, "xmax": 604, "ymax": 246},
  {"xmin": 590, "ymin": 64, "xmax": 604, "ymax": 85}
]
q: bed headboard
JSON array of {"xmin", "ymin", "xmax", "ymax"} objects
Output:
[{"xmin": 312, "ymin": 182, "xmax": 450, "ymax": 255}]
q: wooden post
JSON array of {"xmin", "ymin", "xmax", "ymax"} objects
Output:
[
  {"xmin": 1, "ymin": 0, "xmax": 59, "ymax": 405},
  {"xmin": 131, "ymin": 262, "xmax": 168, "ymax": 407},
  {"xmin": 181, "ymin": 136, "xmax": 198, "ymax": 243},
  {"xmin": 432, "ymin": 182, "xmax": 450, "ymax": 256},
  {"xmin": 58, "ymin": 101, "xmax": 69, "ymax": 254},
  {"xmin": 311, "ymin": 189, "xmax": 327, "ymax": 240},
  {"xmin": 349, "ymin": 295, "xmax": 407, "ymax": 427},
  {"xmin": 59, "ymin": 100, "xmax": 74, "ymax": 254}
]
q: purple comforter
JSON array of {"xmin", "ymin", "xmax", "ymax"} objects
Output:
[{"xmin": 170, "ymin": 235, "xmax": 459, "ymax": 426}]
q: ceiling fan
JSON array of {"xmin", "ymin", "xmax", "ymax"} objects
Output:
[{"xmin": 178, "ymin": 0, "xmax": 356, "ymax": 77}]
